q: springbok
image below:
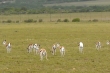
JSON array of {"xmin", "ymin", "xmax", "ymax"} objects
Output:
[
  {"xmin": 51, "ymin": 43, "xmax": 60, "ymax": 55},
  {"xmin": 79, "ymin": 42, "xmax": 84, "ymax": 53},
  {"xmin": 27, "ymin": 44, "xmax": 33, "ymax": 53},
  {"xmin": 39, "ymin": 49, "xmax": 48, "ymax": 61},
  {"xmin": 106, "ymin": 40, "xmax": 110, "ymax": 45},
  {"xmin": 96, "ymin": 41, "xmax": 101, "ymax": 50},
  {"xmin": 3, "ymin": 40, "xmax": 6, "ymax": 45},
  {"xmin": 56, "ymin": 43, "xmax": 60, "ymax": 48},
  {"xmin": 59, "ymin": 46, "xmax": 65, "ymax": 57},
  {"xmin": 6, "ymin": 43, "xmax": 11, "ymax": 53},
  {"xmin": 51, "ymin": 44, "xmax": 57, "ymax": 55},
  {"xmin": 33, "ymin": 44, "xmax": 40, "ymax": 54}
]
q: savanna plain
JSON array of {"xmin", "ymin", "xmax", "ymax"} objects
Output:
[{"xmin": 0, "ymin": 12, "xmax": 110, "ymax": 73}]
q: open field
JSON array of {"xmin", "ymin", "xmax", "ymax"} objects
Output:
[
  {"xmin": 0, "ymin": 12, "xmax": 110, "ymax": 22},
  {"xmin": 0, "ymin": 22, "xmax": 110, "ymax": 73},
  {"xmin": 44, "ymin": 0, "xmax": 110, "ymax": 6}
]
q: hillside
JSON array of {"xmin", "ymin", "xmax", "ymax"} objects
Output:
[
  {"xmin": 1, "ymin": 0, "xmax": 109, "ymax": 8},
  {"xmin": 0, "ymin": 0, "xmax": 110, "ymax": 14},
  {"xmin": 44, "ymin": 0, "xmax": 110, "ymax": 6}
]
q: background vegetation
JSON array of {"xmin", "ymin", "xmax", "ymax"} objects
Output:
[
  {"xmin": 0, "ymin": 0, "xmax": 110, "ymax": 14},
  {"xmin": 0, "ymin": 12, "xmax": 110, "ymax": 23}
]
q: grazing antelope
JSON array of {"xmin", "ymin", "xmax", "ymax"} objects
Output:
[
  {"xmin": 33, "ymin": 44, "xmax": 40, "ymax": 54},
  {"xmin": 27, "ymin": 44, "xmax": 34, "ymax": 53},
  {"xmin": 6, "ymin": 43, "xmax": 11, "ymax": 53},
  {"xmin": 39, "ymin": 49, "xmax": 48, "ymax": 61},
  {"xmin": 3, "ymin": 40, "xmax": 6, "ymax": 45},
  {"xmin": 78, "ymin": 42, "xmax": 84, "ymax": 53},
  {"xmin": 59, "ymin": 46, "xmax": 65, "ymax": 57},
  {"xmin": 96, "ymin": 41, "xmax": 101, "ymax": 50}
]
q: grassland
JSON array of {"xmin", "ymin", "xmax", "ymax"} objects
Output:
[{"xmin": 0, "ymin": 21, "xmax": 110, "ymax": 73}]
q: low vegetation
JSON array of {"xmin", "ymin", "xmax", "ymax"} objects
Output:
[
  {"xmin": 0, "ymin": 12, "xmax": 110, "ymax": 22},
  {"xmin": 72, "ymin": 18, "xmax": 80, "ymax": 22}
]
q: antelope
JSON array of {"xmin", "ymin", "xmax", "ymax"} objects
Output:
[
  {"xmin": 39, "ymin": 49, "xmax": 48, "ymax": 61},
  {"xmin": 33, "ymin": 44, "xmax": 40, "ymax": 54},
  {"xmin": 106, "ymin": 40, "xmax": 110, "ymax": 45},
  {"xmin": 56, "ymin": 43, "xmax": 60, "ymax": 48},
  {"xmin": 96, "ymin": 41, "xmax": 101, "ymax": 50},
  {"xmin": 59, "ymin": 46, "xmax": 65, "ymax": 57},
  {"xmin": 78, "ymin": 42, "xmax": 84, "ymax": 53},
  {"xmin": 3, "ymin": 40, "xmax": 6, "ymax": 45},
  {"xmin": 27, "ymin": 44, "xmax": 33, "ymax": 53},
  {"xmin": 51, "ymin": 43, "xmax": 60, "ymax": 55},
  {"xmin": 6, "ymin": 43, "xmax": 11, "ymax": 53},
  {"xmin": 51, "ymin": 44, "xmax": 57, "ymax": 55}
]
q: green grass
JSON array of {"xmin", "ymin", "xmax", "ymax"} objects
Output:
[{"xmin": 0, "ymin": 22, "xmax": 110, "ymax": 73}]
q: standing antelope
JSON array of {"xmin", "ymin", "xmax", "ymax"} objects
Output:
[
  {"xmin": 39, "ymin": 49, "xmax": 48, "ymax": 61},
  {"xmin": 106, "ymin": 40, "xmax": 110, "ymax": 49},
  {"xmin": 3, "ymin": 40, "xmax": 6, "ymax": 45},
  {"xmin": 51, "ymin": 43, "xmax": 60, "ymax": 55},
  {"xmin": 79, "ymin": 42, "xmax": 84, "ymax": 53},
  {"xmin": 6, "ymin": 43, "xmax": 11, "ymax": 53},
  {"xmin": 56, "ymin": 43, "xmax": 60, "ymax": 48},
  {"xmin": 27, "ymin": 44, "xmax": 34, "ymax": 53},
  {"xmin": 106, "ymin": 40, "xmax": 110, "ymax": 45},
  {"xmin": 51, "ymin": 44, "xmax": 57, "ymax": 55},
  {"xmin": 59, "ymin": 46, "xmax": 65, "ymax": 57},
  {"xmin": 33, "ymin": 44, "xmax": 40, "ymax": 54},
  {"xmin": 96, "ymin": 41, "xmax": 101, "ymax": 50}
]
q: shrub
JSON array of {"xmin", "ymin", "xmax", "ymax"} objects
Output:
[
  {"xmin": 7, "ymin": 20, "xmax": 12, "ymax": 23},
  {"xmin": 88, "ymin": 20, "xmax": 92, "ymax": 22},
  {"xmin": 72, "ymin": 18, "xmax": 80, "ymax": 22},
  {"xmin": 16, "ymin": 21, "xmax": 19, "ymax": 23},
  {"xmin": 39, "ymin": 19, "xmax": 43, "ymax": 22},
  {"xmin": 92, "ymin": 19, "xmax": 98, "ymax": 22},
  {"xmin": 57, "ymin": 19, "xmax": 62, "ymax": 22},
  {"xmin": 24, "ymin": 19, "xmax": 34, "ymax": 23},
  {"xmin": 2, "ymin": 21, "xmax": 6, "ymax": 23},
  {"xmin": 63, "ymin": 19, "xmax": 69, "ymax": 22},
  {"xmin": 33, "ymin": 20, "xmax": 37, "ymax": 23}
]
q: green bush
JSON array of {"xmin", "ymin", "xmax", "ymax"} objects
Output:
[
  {"xmin": 57, "ymin": 19, "xmax": 62, "ymax": 22},
  {"xmin": 33, "ymin": 20, "xmax": 37, "ymax": 23},
  {"xmin": 92, "ymin": 19, "xmax": 98, "ymax": 22},
  {"xmin": 7, "ymin": 20, "xmax": 12, "ymax": 23},
  {"xmin": 63, "ymin": 19, "xmax": 69, "ymax": 22},
  {"xmin": 2, "ymin": 21, "xmax": 6, "ymax": 23},
  {"xmin": 16, "ymin": 21, "xmax": 19, "ymax": 23},
  {"xmin": 2, "ymin": 20, "xmax": 13, "ymax": 23},
  {"xmin": 72, "ymin": 18, "xmax": 80, "ymax": 22},
  {"xmin": 39, "ymin": 19, "xmax": 43, "ymax": 22},
  {"xmin": 24, "ymin": 19, "xmax": 34, "ymax": 23}
]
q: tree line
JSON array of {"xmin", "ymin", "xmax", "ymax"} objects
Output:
[
  {"xmin": 0, "ymin": 0, "xmax": 110, "ymax": 14},
  {"xmin": 0, "ymin": 5, "xmax": 110, "ymax": 14}
]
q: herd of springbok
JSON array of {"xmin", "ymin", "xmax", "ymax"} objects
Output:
[{"xmin": 2, "ymin": 40, "xmax": 110, "ymax": 61}]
